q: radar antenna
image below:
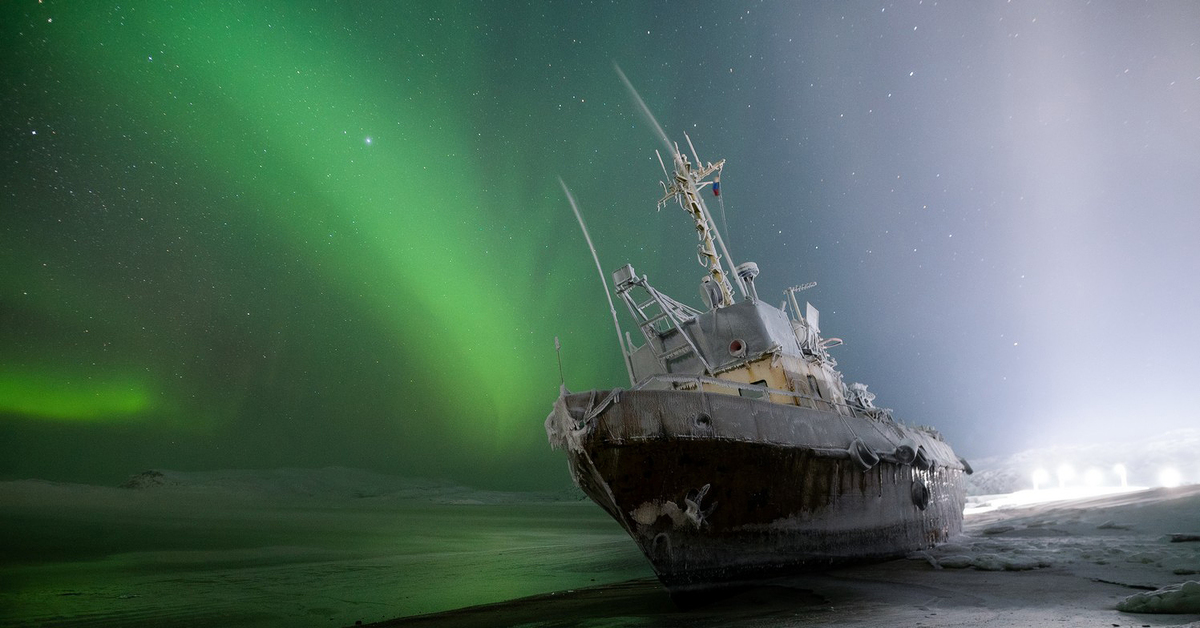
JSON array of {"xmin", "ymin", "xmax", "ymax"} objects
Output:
[{"xmin": 783, "ymin": 282, "xmax": 817, "ymax": 320}]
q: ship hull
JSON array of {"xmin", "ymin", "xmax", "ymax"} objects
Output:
[{"xmin": 547, "ymin": 388, "xmax": 966, "ymax": 592}]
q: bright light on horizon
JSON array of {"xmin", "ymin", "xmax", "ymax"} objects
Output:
[
  {"xmin": 1057, "ymin": 463, "xmax": 1075, "ymax": 489},
  {"xmin": 965, "ymin": 484, "xmax": 1145, "ymax": 516},
  {"xmin": 1032, "ymin": 468, "xmax": 1050, "ymax": 490},
  {"xmin": 1114, "ymin": 463, "xmax": 1128, "ymax": 487},
  {"xmin": 1159, "ymin": 468, "xmax": 1182, "ymax": 488}
]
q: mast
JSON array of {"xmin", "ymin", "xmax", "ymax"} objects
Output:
[
  {"xmin": 687, "ymin": 132, "xmax": 747, "ymax": 301},
  {"xmin": 657, "ymin": 146, "xmax": 742, "ymax": 307},
  {"xmin": 616, "ymin": 63, "xmax": 746, "ymax": 307}
]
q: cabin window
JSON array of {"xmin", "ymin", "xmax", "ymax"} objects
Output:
[
  {"xmin": 740, "ymin": 380, "xmax": 768, "ymax": 399},
  {"xmin": 807, "ymin": 375, "xmax": 823, "ymax": 399}
]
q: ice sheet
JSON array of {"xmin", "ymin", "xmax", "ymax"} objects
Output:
[{"xmin": 3, "ymin": 467, "xmax": 1199, "ymax": 627}]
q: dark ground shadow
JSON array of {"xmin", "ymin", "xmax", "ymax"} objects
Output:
[{"xmin": 364, "ymin": 577, "xmax": 830, "ymax": 628}]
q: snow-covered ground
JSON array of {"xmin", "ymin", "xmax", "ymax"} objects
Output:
[
  {"xmin": 115, "ymin": 466, "xmax": 577, "ymax": 504},
  {"xmin": 382, "ymin": 483, "xmax": 1200, "ymax": 627},
  {"xmin": 917, "ymin": 484, "xmax": 1200, "ymax": 616},
  {"xmin": 3, "ymin": 445, "xmax": 1199, "ymax": 627},
  {"xmin": 0, "ymin": 468, "xmax": 640, "ymax": 627}
]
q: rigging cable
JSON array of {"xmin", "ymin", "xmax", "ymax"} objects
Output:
[{"xmin": 713, "ymin": 166, "xmax": 730, "ymax": 241}]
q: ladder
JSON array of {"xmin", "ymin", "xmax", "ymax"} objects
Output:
[{"xmin": 618, "ymin": 276, "xmax": 712, "ymax": 374}]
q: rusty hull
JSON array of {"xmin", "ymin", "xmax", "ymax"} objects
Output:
[{"xmin": 549, "ymin": 388, "xmax": 967, "ymax": 592}]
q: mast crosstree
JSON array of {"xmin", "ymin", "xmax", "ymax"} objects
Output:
[{"xmin": 656, "ymin": 141, "xmax": 744, "ymax": 308}]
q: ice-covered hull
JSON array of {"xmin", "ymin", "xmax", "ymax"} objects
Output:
[{"xmin": 547, "ymin": 388, "xmax": 967, "ymax": 591}]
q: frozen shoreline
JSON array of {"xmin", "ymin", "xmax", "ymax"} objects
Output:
[
  {"xmin": 375, "ymin": 484, "xmax": 1200, "ymax": 627},
  {"xmin": 2, "ymin": 467, "xmax": 1198, "ymax": 627}
]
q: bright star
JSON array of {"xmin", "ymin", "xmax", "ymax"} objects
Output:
[{"xmin": 364, "ymin": 136, "xmax": 372, "ymax": 145}]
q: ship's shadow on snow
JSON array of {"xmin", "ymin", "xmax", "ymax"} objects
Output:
[
  {"xmin": 372, "ymin": 483, "xmax": 1200, "ymax": 627},
  {"xmin": 366, "ymin": 578, "xmax": 830, "ymax": 627}
]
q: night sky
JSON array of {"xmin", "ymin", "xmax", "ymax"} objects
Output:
[{"xmin": 4, "ymin": 2, "xmax": 1199, "ymax": 490}]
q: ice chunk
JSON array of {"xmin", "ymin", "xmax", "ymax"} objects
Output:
[{"xmin": 1116, "ymin": 580, "xmax": 1200, "ymax": 614}]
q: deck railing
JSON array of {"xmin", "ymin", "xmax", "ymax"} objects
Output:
[{"xmin": 631, "ymin": 373, "xmax": 890, "ymax": 422}]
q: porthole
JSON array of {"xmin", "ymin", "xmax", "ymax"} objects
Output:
[{"xmin": 728, "ymin": 339, "xmax": 746, "ymax": 357}]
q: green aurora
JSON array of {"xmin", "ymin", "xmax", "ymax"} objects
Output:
[
  {"xmin": 0, "ymin": 369, "xmax": 153, "ymax": 421},
  {"xmin": 2, "ymin": 2, "xmax": 664, "ymax": 487},
  {"xmin": 5, "ymin": 1, "xmax": 1200, "ymax": 488}
]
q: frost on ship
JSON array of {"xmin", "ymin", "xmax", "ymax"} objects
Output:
[{"xmin": 545, "ymin": 71, "xmax": 971, "ymax": 595}]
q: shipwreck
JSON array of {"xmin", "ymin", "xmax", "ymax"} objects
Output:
[{"xmin": 547, "ymin": 83, "xmax": 970, "ymax": 594}]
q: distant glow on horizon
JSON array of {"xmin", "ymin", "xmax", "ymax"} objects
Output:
[
  {"xmin": 1114, "ymin": 463, "xmax": 1128, "ymax": 487},
  {"xmin": 1159, "ymin": 468, "xmax": 1182, "ymax": 488},
  {"xmin": 1032, "ymin": 468, "xmax": 1050, "ymax": 490},
  {"xmin": 966, "ymin": 485, "xmax": 1144, "ymax": 516},
  {"xmin": 1057, "ymin": 463, "xmax": 1075, "ymax": 489}
]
